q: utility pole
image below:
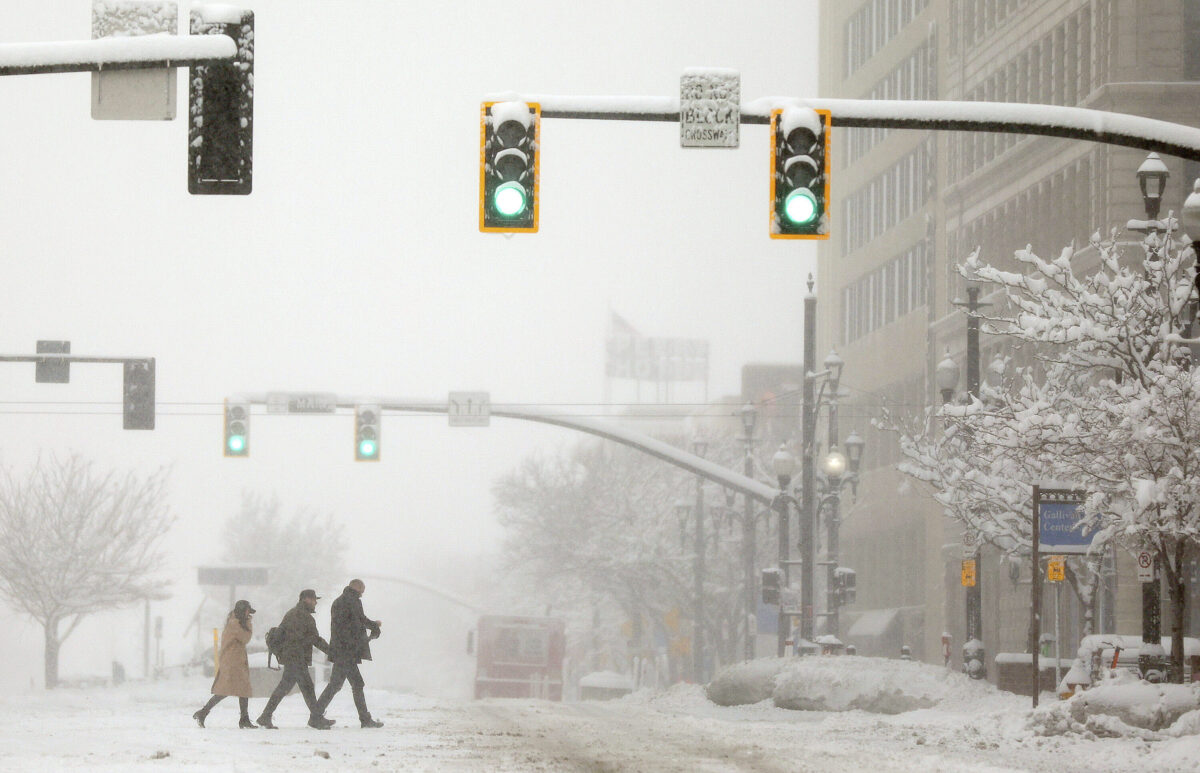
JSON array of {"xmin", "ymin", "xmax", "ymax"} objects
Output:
[
  {"xmin": 742, "ymin": 405, "xmax": 757, "ymax": 661},
  {"xmin": 691, "ymin": 438, "xmax": 707, "ymax": 683},
  {"xmin": 956, "ymin": 284, "xmax": 986, "ymax": 678},
  {"xmin": 800, "ymin": 276, "xmax": 817, "ymax": 646}
]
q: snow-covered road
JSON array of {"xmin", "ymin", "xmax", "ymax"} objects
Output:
[{"xmin": 1, "ymin": 678, "xmax": 1197, "ymax": 772}]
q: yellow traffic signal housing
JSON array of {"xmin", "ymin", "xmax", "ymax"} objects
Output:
[
  {"xmin": 770, "ymin": 107, "xmax": 831, "ymax": 239},
  {"xmin": 480, "ymin": 101, "xmax": 540, "ymax": 233}
]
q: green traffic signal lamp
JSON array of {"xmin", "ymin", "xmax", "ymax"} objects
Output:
[
  {"xmin": 783, "ymin": 188, "xmax": 818, "ymax": 226},
  {"xmin": 227, "ymin": 433, "xmax": 247, "ymax": 454},
  {"xmin": 493, "ymin": 181, "xmax": 528, "ymax": 217},
  {"xmin": 224, "ymin": 400, "xmax": 250, "ymax": 458},
  {"xmin": 355, "ymin": 404, "xmax": 381, "ymax": 462},
  {"xmin": 358, "ymin": 438, "xmax": 378, "ymax": 459}
]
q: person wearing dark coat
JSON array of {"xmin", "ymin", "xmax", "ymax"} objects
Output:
[
  {"xmin": 315, "ymin": 579, "xmax": 383, "ymax": 728},
  {"xmin": 193, "ymin": 599, "xmax": 258, "ymax": 729},
  {"xmin": 255, "ymin": 589, "xmax": 335, "ymax": 729}
]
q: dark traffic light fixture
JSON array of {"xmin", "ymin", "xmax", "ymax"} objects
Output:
[
  {"xmin": 770, "ymin": 107, "xmax": 830, "ymax": 239},
  {"xmin": 480, "ymin": 101, "xmax": 540, "ymax": 233}
]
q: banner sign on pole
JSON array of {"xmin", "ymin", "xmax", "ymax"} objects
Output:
[{"xmin": 1036, "ymin": 487, "xmax": 1095, "ymax": 554}]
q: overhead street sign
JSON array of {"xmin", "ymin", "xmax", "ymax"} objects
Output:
[
  {"xmin": 266, "ymin": 391, "xmax": 337, "ymax": 414},
  {"xmin": 449, "ymin": 391, "xmax": 490, "ymax": 427},
  {"xmin": 679, "ymin": 68, "xmax": 739, "ymax": 148}
]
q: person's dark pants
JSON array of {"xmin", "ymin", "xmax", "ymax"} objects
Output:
[
  {"xmin": 259, "ymin": 663, "xmax": 321, "ymax": 720},
  {"xmin": 316, "ymin": 661, "xmax": 370, "ymax": 721}
]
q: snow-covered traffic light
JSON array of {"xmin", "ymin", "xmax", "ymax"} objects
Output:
[
  {"xmin": 355, "ymin": 404, "xmax": 381, "ymax": 462},
  {"xmin": 224, "ymin": 399, "xmax": 249, "ymax": 457},
  {"xmin": 122, "ymin": 359, "xmax": 155, "ymax": 430},
  {"xmin": 480, "ymin": 101, "xmax": 540, "ymax": 233},
  {"xmin": 761, "ymin": 567, "xmax": 782, "ymax": 605},
  {"xmin": 770, "ymin": 107, "xmax": 830, "ymax": 239},
  {"xmin": 188, "ymin": 6, "xmax": 254, "ymax": 195}
]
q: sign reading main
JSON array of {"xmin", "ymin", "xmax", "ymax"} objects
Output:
[
  {"xmin": 680, "ymin": 68, "xmax": 740, "ymax": 148},
  {"xmin": 267, "ymin": 392, "xmax": 337, "ymax": 414}
]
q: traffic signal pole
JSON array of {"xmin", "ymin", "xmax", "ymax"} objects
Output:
[
  {"xmin": 483, "ymin": 93, "xmax": 1200, "ymax": 162},
  {"xmin": 0, "ymin": 350, "xmax": 156, "ymax": 429}
]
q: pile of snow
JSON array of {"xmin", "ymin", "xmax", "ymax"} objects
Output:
[
  {"xmin": 707, "ymin": 655, "xmax": 1001, "ymax": 714},
  {"xmin": 1030, "ymin": 669, "xmax": 1200, "ymax": 737}
]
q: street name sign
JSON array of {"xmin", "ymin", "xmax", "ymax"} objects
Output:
[
  {"xmin": 266, "ymin": 391, "xmax": 337, "ymax": 414},
  {"xmin": 679, "ymin": 68, "xmax": 739, "ymax": 148},
  {"xmin": 449, "ymin": 391, "xmax": 490, "ymax": 427},
  {"xmin": 1136, "ymin": 550, "xmax": 1154, "ymax": 583}
]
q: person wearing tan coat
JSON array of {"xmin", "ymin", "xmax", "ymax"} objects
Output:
[{"xmin": 193, "ymin": 600, "xmax": 258, "ymax": 729}]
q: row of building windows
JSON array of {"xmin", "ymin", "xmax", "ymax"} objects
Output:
[
  {"xmin": 845, "ymin": 35, "xmax": 939, "ymax": 165},
  {"xmin": 946, "ymin": 149, "xmax": 1104, "ymax": 305},
  {"xmin": 842, "ymin": 240, "xmax": 930, "ymax": 346},
  {"xmin": 844, "ymin": 0, "xmax": 931, "ymax": 77},
  {"xmin": 842, "ymin": 137, "xmax": 937, "ymax": 255},
  {"xmin": 948, "ymin": 0, "xmax": 1030, "ymax": 53},
  {"xmin": 948, "ymin": 5, "xmax": 1095, "ymax": 183}
]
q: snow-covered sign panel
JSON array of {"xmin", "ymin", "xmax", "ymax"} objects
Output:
[
  {"xmin": 449, "ymin": 391, "xmax": 490, "ymax": 427},
  {"xmin": 1036, "ymin": 487, "xmax": 1096, "ymax": 555},
  {"xmin": 679, "ymin": 68, "xmax": 739, "ymax": 148},
  {"xmin": 91, "ymin": 1, "xmax": 177, "ymax": 120},
  {"xmin": 265, "ymin": 391, "xmax": 337, "ymax": 414}
]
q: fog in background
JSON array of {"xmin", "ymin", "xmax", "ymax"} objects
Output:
[{"xmin": 0, "ymin": 0, "xmax": 817, "ymax": 693}]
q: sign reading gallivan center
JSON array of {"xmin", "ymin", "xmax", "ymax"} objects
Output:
[{"xmin": 1037, "ymin": 487, "xmax": 1098, "ymax": 555}]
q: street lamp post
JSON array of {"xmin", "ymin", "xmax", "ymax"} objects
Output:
[
  {"xmin": 691, "ymin": 435, "xmax": 708, "ymax": 683},
  {"xmin": 819, "ymin": 350, "xmax": 845, "ymax": 638},
  {"xmin": 1135, "ymin": 153, "xmax": 1171, "ymax": 681},
  {"xmin": 771, "ymin": 445, "xmax": 796, "ymax": 657},
  {"xmin": 740, "ymin": 403, "xmax": 758, "ymax": 661}
]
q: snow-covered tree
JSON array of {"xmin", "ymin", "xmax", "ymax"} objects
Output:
[
  {"xmin": 0, "ymin": 455, "xmax": 173, "ymax": 688},
  {"xmin": 956, "ymin": 229, "xmax": 1200, "ymax": 681}
]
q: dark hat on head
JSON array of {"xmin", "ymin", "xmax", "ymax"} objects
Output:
[
  {"xmin": 299, "ymin": 589, "xmax": 321, "ymax": 601},
  {"xmin": 234, "ymin": 599, "xmax": 256, "ymax": 614}
]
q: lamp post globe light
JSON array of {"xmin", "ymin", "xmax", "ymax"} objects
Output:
[
  {"xmin": 821, "ymin": 448, "xmax": 847, "ymax": 480},
  {"xmin": 936, "ymin": 351, "xmax": 960, "ymax": 405},
  {"xmin": 844, "ymin": 430, "xmax": 865, "ymax": 473},
  {"xmin": 772, "ymin": 445, "xmax": 796, "ymax": 487},
  {"xmin": 1137, "ymin": 152, "xmax": 1170, "ymax": 222}
]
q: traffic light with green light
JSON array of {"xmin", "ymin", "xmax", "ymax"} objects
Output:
[
  {"xmin": 480, "ymin": 101, "xmax": 539, "ymax": 233},
  {"xmin": 355, "ymin": 404, "xmax": 380, "ymax": 462},
  {"xmin": 770, "ymin": 107, "xmax": 830, "ymax": 239},
  {"xmin": 224, "ymin": 400, "xmax": 249, "ymax": 457}
]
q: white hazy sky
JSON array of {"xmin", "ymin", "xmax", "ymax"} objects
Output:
[{"xmin": 0, "ymin": 0, "xmax": 818, "ymax": 683}]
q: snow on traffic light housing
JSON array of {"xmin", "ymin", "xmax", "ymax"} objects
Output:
[
  {"xmin": 770, "ymin": 107, "xmax": 830, "ymax": 239},
  {"xmin": 480, "ymin": 101, "xmax": 540, "ymax": 233},
  {"xmin": 355, "ymin": 404, "xmax": 381, "ymax": 462},
  {"xmin": 224, "ymin": 400, "xmax": 249, "ymax": 457},
  {"xmin": 188, "ymin": 7, "xmax": 254, "ymax": 195}
]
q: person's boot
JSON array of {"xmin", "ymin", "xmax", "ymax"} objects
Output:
[
  {"xmin": 239, "ymin": 716, "xmax": 258, "ymax": 729},
  {"xmin": 192, "ymin": 709, "xmax": 207, "ymax": 728},
  {"xmin": 307, "ymin": 716, "xmax": 335, "ymax": 729},
  {"xmin": 360, "ymin": 716, "xmax": 384, "ymax": 728},
  {"xmin": 256, "ymin": 714, "xmax": 278, "ymax": 729}
]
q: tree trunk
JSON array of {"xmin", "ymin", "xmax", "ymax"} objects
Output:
[
  {"xmin": 1167, "ymin": 542, "xmax": 1188, "ymax": 684},
  {"xmin": 43, "ymin": 617, "xmax": 60, "ymax": 689}
]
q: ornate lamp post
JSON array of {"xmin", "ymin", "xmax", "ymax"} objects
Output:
[
  {"xmin": 771, "ymin": 445, "xmax": 796, "ymax": 656},
  {"xmin": 1137, "ymin": 152, "xmax": 1170, "ymax": 222},
  {"xmin": 740, "ymin": 403, "xmax": 758, "ymax": 660}
]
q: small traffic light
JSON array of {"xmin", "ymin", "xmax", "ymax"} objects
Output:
[
  {"xmin": 480, "ymin": 101, "xmax": 540, "ymax": 233},
  {"xmin": 834, "ymin": 567, "xmax": 857, "ymax": 606},
  {"xmin": 770, "ymin": 107, "xmax": 830, "ymax": 239},
  {"xmin": 122, "ymin": 359, "xmax": 155, "ymax": 430},
  {"xmin": 224, "ymin": 400, "xmax": 249, "ymax": 457},
  {"xmin": 761, "ymin": 567, "xmax": 782, "ymax": 605},
  {"xmin": 355, "ymin": 404, "xmax": 381, "ymax": 461},
  {"xmin": 188, "ymin": 8, "xmax": 254, "ymax": 195}
]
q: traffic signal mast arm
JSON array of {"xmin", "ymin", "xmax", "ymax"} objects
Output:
[
  {"xmin": 488, "ymin": 93, "xmax": 1200, "ymax": 161},
  {"xmin": 0, "ymin": 34, "xmax": 235, "ymax": 77},
  {"xmin": 230, "ymin": 393, "xmax": 780, "ymax": 506}
]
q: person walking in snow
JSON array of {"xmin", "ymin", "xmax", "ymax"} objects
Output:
[
  {"xmin": 314, "ymin": 579, "xmax": 384, "ymax": 728},
  {"xmin": 255, "ymin": 589, "xmax": 335, "ymax": 729},
  {"xmin": 193, "ymin": 599, "xmax": 258, "ymax": 729}
]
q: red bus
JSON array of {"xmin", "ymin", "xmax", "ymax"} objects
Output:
[{"xmin": 473, "ymin": 615, "xmax": 565, "ymax": 700}]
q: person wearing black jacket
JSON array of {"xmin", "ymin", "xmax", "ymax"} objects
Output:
[
  {"xmin": 256, "ymin": 589, "xmax": 336, "ymax": 730},
  {"xmin": 315, "ymin": 579, "xmax": 384, "ymax": 728}
]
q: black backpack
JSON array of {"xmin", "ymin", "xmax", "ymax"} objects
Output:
[{"xmin": 265, "ymin": 626, "xmax": 286, "ymax": 670}]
